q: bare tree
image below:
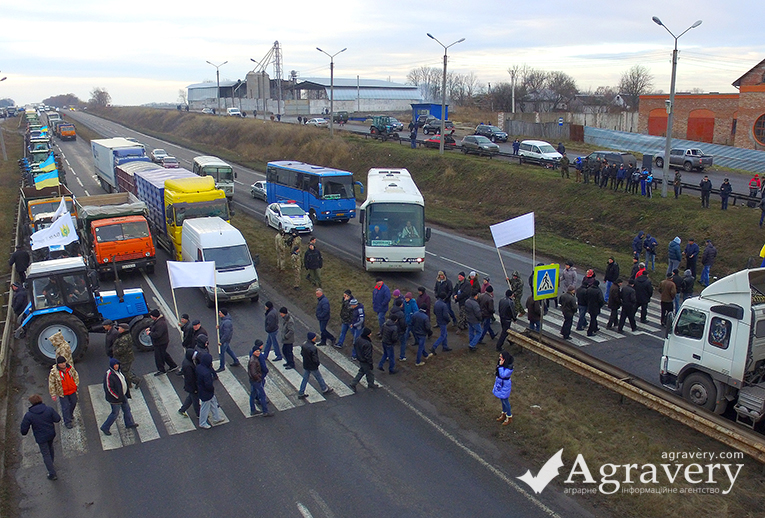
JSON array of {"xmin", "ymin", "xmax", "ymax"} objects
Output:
[
  {"xmin": 178, "ymin": 89, "xmax": 188, "ymax": 105},
  {"xmin": 618, "ymin": 65, "xmax": 654, "ymax": 110},
  {"xmin": 546, "ymin": 71, "xmax": 578, "ymax": 111},
  {"xmin": 89, "ymin": 87, "xmax": 111, "ymax": 107}
]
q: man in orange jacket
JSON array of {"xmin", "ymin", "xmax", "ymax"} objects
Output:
[{"xmin": 48, "ymin": 356, "xmax": 79, "ymax": 429}]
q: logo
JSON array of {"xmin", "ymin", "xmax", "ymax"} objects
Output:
[
  {"xmin": 61, "ymin": 223, "xmax": 71, "ymax": 238},
  {"xmin": 518, "ymin": 449, "xmax": 744, "ymax": 496}
]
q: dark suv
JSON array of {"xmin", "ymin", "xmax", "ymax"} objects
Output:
[
  {"xmin": 460, "ymin": 135, "xmax": 500, "ymax": 157},
  {"xmin": 422, "ymin": 119, "xmax": 454, "ymax": 135},
  {"xmin": 581, "ymin": 151, "xmax": 637, "ymax": 168},
  {"xmin": 474, "ymin": 125, "xmax": 508, "ymax": 142}
]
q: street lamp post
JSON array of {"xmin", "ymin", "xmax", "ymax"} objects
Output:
[
  {"xmin": 316, "ymin": 47, "xmax": 346, "ymax": 137},
  {"xmin": 652, "ymin": 17, "xmax": 702, "ymax": 198},
  {"xmin": 427, "ymin": 33, "xmax": 465, "ymax": 154},
  {"xmin": 206, "ymin": 60, "xmax": 228, "ymax": 113}
]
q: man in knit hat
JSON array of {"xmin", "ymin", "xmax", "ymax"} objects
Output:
[
  {"xmin": 100, "ymin": 358, "xmax": 139, "ymax": 435},
  {"xmin": 297, "ymin": 333, "xmax": 333, "ymax": 399}
]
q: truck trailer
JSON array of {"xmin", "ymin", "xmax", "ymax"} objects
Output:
[{"xmin": 91, "ymin": 137, "xmax": 151, "ymax": 193}]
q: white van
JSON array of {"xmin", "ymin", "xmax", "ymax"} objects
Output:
[
  {"xmin": 518, "ymin": 139, "xmax": 563, "ymax": 165},
  {"xmin": 181, "ymin": 217, "xmax": 260, "ymax": 306},
  {"xmin": 226, "ymin": 107, "xmax": 243, "ymax": 117}
]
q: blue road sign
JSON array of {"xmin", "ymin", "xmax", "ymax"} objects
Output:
[{"xmin": 533, "ymin": 263, "xmax": 560, "ymax": 300}]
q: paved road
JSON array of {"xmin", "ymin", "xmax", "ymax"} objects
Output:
[{"xmin": 8, "ymin": 115, "xmax": 600, "ymax": 517}]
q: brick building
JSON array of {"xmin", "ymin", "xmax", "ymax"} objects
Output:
[{"xmin": 638, "ymin": 58, "xmax": 765, "ymax": 150}]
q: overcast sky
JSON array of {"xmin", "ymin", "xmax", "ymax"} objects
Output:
[{"xmin": 2, "ymin": 0, "xmax": 763, "ymax": 107}]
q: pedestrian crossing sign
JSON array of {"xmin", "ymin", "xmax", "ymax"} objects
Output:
[{"xmin": 533, "ymin": 263, "xmax": 559, "ymax": 300}]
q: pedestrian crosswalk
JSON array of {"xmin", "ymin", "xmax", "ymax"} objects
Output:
[{"xmin": 21, "ymin": 348, "xmax": 379, "ymax": 468}]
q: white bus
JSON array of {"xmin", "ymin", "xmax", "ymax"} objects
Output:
[
  {"xmin": 359, "ymin": 168, "xmax": 430, "ymax": 271},
  {"xmin": 192, "ymin": 156, "xmax": 236, "ymax": 198}
]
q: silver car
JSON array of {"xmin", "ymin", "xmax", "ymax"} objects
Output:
[{"xmin": 250, "ymin": 181, "xmax": 267, "ymax": 201}]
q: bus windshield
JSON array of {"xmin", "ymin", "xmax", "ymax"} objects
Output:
[
  {"xmin": 204, "ymin": 166, "xmax": 233, "ymax": 182},
  {"xmin": 203, "ymin": 244, "xmax": 252, "ymax": 270},
  {"xmin": 174, "ymin": 200, "xmax": 230, "ymax": 226},
  {"xmin": 322, "ymin": 176, "xmax": 354, "ymax": 199},
  {"xmin": 366, "ymin": 203, "xmax": 425, "ymax": 247}
]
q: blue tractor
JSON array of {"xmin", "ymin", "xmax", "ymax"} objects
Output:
[{"xmin": 15, "ymin": 257, "xmax": 153, "ymax": 364}]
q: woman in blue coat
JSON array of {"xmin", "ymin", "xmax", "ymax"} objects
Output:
[{"xmin": 493, "ymin": 350, "xmax": 513, "ymax": 425}]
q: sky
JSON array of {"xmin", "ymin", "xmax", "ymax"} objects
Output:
[{"xmin": 1, "ymin": 0, "xmax": 764, "ymax": 107}]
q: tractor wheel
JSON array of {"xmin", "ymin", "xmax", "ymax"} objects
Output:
[
  {"xmin": 27, "ymin": 313, "xmax": 89, "ymax": 365},
  {"xmin": 131, "ymin": 317, "xmax": 154, "ymax": 352}
]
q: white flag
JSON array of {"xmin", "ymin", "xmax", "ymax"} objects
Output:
[
  {"xmin": 490, "ymin": 212, "xmax": 535, "ymax": 248},
  {"xmin": 51, "ymin": 197, "xmax": 68, "ymax": 222},
  {"xmin": 167, "ymin": 261, "xmax": 216, "ymax": 288},
  {"xmin": 30, "ymin": 212, "xmax": 79, "ymax": 250}
]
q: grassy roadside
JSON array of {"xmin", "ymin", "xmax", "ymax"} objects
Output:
[{"xmin": 0, "ymin": 127, "xmax": 21, "ymax": 278}]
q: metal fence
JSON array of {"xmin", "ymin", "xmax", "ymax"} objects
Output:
[{"xmin": 584, "ymin": 127, "xmax": 765, "ymax": 174}]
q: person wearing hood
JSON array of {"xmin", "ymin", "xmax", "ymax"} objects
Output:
[
  {"xmin": 643, "ymin": 234, "xmax": 658, "ymax": 271},
  {"xmin": 632, "ymin": 231, "xmax": 645, "ymax": 261},
  {"xmin": 297, "ymin": 333, "xmax": 334, "ymax": 398},
  {"xmin": 681, "ymin": 269, "xmax": 695, "ymax": 302},
  {"xmin": 248, "ymin": 341, "xmax": 272, "ymax": 417},
  {"xmin": 350, "ymin": 327, "xmax": 379, "ymax": 391},
  {"xmin": 667, "ymin": 237, "xmax": 682, "ymax": 276},
  {"xmin": 400, "ymin": 292, "xmax": 419, "ymax": 360},
  {"xmin": 196, "ymin": 352, "xmax": 224, "ymax": 429},
  {"xmin": 11, "ymin": 282, "xmax": 28, "ymax": 318},
  {"xmin": 178, "ymin": 348, "xmax": 200, "ymax": 418},
  {"xmin": 586, "ymin": 280, "xmax": 605, "ymax": 336},
  {"xmin": 48, "ymin": 356, "xmax": 79, "ymax": 429},
  {"xmin": 434, "ymin": 271, "xmax": 457, "ymax": 327},
  {"xmin": 20, "ymin": 394, "xmax": 60, "ymax": 480},
  {"xmin": 100, "ymin": 358, "xmax": 138, "ymax": 436},
  {"xmin": 492, "ymin": 351, "xmax": 514, "ymax": 426}
]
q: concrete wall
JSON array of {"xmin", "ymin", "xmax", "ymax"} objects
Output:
[{"xmin": 498, "ymin": 111, "xmax": 639, "ymax": 133}]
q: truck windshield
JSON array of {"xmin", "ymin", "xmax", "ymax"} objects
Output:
[
  {"xmin": 95, "ymin": 221, "xmax": 151, "ymax": 242},
  {"xmin": 321, "ymin": 176, "xmax": 354, "ymax": 199},
  {"xmin": 29, "ymin": 200, "xmax": 74, "ymax": 219},
  {"xmin": 366, "ymin": 203, "xmax": 425, "ymax": 247},
  {"xmin": 174, "ymin": 199, "xmax": 230, "ymax": 226},
  {"xmin": 203, "ymin": 244, "xmax": 252, "ymax": 270}
]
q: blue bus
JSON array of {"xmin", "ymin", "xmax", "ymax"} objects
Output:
[{"xmin": 266, "ymin": 161, "xmax": 363, "ymax": 222}]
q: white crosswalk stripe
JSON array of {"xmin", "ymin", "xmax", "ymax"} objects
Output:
[
  {"xmin": 213, "ymin": 360, "xmax": 254, "ymax": 418},
  {"xmin": 143, "ymin": 374, "xmax": 195, "ymax": 434},
  {"xmin": 88, "ymin": 384, "xmax": 138, "ymax": 451},
  {"xmin": 319, "ymin": 345, "xmax": 382, "ymax": 389}
]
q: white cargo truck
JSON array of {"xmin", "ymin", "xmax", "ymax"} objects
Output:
[{"xmin": 91, "ymin": 137, "xmax": 151, "ymax": 193}]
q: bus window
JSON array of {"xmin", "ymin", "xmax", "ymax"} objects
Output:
[
  {"xmin": 306, "ymin": 175, "xmax": 319, "ymax": 197},
  {"xmin": 322, "ymin": 176, "xmax": 353, "ymax": 199}
]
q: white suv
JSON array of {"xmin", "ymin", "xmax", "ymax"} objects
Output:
[
  {"xmin": 226, "ymin": 108, "xmax": 243, "ymax": 117},
  {"xmin": 518, "ymin": 140, "xmax": 562, "ymax": 165}
]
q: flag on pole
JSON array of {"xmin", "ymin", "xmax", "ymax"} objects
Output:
[
  {"xmin": 30, "ymin": 212, "xmax": 78, "ymax": 250},
  {"xmin": 167, "ymin": 261, "xmax": 216, "ymax": 289},
  {"xmin": 34, "ymin": 170, "xmax": 60, "ymax": 189},
  {"xmin": 51, "ymin": 197, "xmax": 68, "ymax": 222},
  {"xmin": 38, "ymin": 154, "xmax": 55, "ymax": 171},
  {"xmin": 489, "ymin": 212, "xmax": 535, "ymax": 248}
]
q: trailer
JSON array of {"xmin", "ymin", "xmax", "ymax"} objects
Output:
[{"xmin": 91, "ymin": 137, "xmax": 151, "ymax": 192}]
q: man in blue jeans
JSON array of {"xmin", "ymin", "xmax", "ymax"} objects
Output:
[
  {"xmin": 431, "ymin": 293, "xmax": 452, "ymax": 354},
  {"xmin": 297, "ymin": 333, "xmax": 334, "ymax": 398},
  {"xmin": 465, "ymin": 292, "xmax": 483, "ymax": 352},
  {"xmin": 216, "ymin": 308, "xmax": 241, "ymax": 372},
  {"xmin": 700, "ymin": 239, "xmax": 717, "ymax": 287},
  {"xmin": 263, "ymin": 302, "xmax": 282, "ymax": 361},
  {"xmin": 377, "ymin": 315, "xmax": 399, "ymax": 374},
  {"xmin": 100, "ymin": 359, "xmax": 139, "ymax": 436},
  {"xmin": 315, "ymin": 289, "xmax": 335, "ymax": 346},
  {"xmin": 248, "ymin": 342, "xmax": 272, "ymax": 417},
  {"xmin": 372, "ymin": 278, "xmax": 391, "ymax": 337}
]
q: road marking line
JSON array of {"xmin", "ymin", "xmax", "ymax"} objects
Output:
[
  {"xmin": 88, "ymin": 384, "xmax": 128, "ymax": 450},
  {"xmin": 142, "ymin": 271, "xmax": 179, "ymax": 329},
  {"xmin": 309, "ymin": 489, "xmax": 337, "ymax": 518},
  {"xmin": 296, "ymin": 503, "xmax": 313, "ymax": 518},
  {"xmin": 319, "ymin": 345, "xmax": 380, "ymax": 389},
  {"xmin": 315, "ymin": 364, "xmax": 354, "ymax": 397},
  {"xmin": 128, "ymin": 385, "xmax": 160, "ymax": 443},
  {"xmin": 76, "ymin": 177, "xmax": 83, "ymax": 187},
  {"xmin": 84, "ymin": 189, "xmax": 90, "ymax": 196},
  {"xmin": 213, "ymin": 360, "xmax": 254, "ymax": 418},
  {"xmin": 426, "ymin": 251, "xmax": 437, "ymax": 256},
  {"xmin": 143, "ymin": 373, "xmax": 195, "ymax": 434},
  {"xmin": 60, "ymin": 404, "xmax": 88, "ymax": 459}
]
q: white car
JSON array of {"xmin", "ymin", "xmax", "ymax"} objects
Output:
[
  {"xmin": 305, "ymin": 118, "xmax": 329, "ymax": 128},
  {"xmin": 227, "ymin": 107, "xmax": 243, "ymax": 117},
  {"xmin": 161, "ymin": 156, "xmax": 179, "ymax": 168},
  {"xmin": 202, "ymin": 108, "xmax": 214, "ymax": 115},
  {"xmin": 265, "ymin": 203, "xmax": 313, "ymax": 234},
  {"xmin": 518, "ymin": 139, "xmax": 563, "ymax": 165},
  {"xmin": 150, "ymin": 148, "xmax": 168, "ymax": 163}
]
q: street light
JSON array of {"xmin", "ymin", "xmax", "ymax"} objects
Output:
[
  {"xmin": 316, "ymin": 47, "xmax": 346, "ymax": 137},
  {"xmin": 652, "ymin": 16, "xmax": 702, "ymax": 198},
  {"xmin": 427, "ymin": 33, "xmax": 465, "ymax": 154},
  {"xmin": 206, "ymin": 60, "xmax": 228, "ymax": 112}
]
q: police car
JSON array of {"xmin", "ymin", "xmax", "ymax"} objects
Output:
[{"xmin": 264, "ymin": 203, "xmax": 314, "ymax": 234}]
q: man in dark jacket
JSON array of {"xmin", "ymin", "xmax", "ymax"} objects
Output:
[
  {"xmin": 700, "ymin": 239, "xmax": 717, "ymax": 287},
  {"xmin": 465, "ymin": 292, "xmax": 483, "ymax": 351},
  {"xmin": 683, "ymin": 238, "xmax": 700, "ymax": 278},
  {"xmin": 606, "ymin": 279, "xmax": 622, "ymax": 330},
  {"xmin": 179, "ymin": 314, "xmax": 193, "ymax": 349},
  {"xmin": 559, "ymin": 285, "xmax": 577, "ymax": 339},
  {"xmin": 478, "ymin": 286, "xmax": 497, "ymax": 342},
  {"xmin": 9, "ymin": 245, "xmax": 31, "ymax": 283},
  {"xmin": 191, "ymin": 319, "xmax": 208, "ymax": 346},
  {"xmin": 350, "ymin": 327, "xmax": 378, "ymax": 391},
  {"xmin": 178, "ymin": 348, "xmax": 200, "ymax": 418},
  {"xmin": 411, "ymin": 308, "xmax": 431, "ymax": 365},
  {"xmin": 604, "ymin": 258, "xmax": 620, "ymax": 303},
  {"xmin": 495, "ymin": 289, "xmax": 517, "ymax": 350},
  {"xmin": 216, "ymin": 308, "xmax": 240, "ymax": 372},
  {"xmin": 100, "ymin": 358, "xmax": 138, "ymax": 435},
  {"xmin": 297, "ymin": 333, "xmax": 333, "ymax": 398},
  {"xmin": 378, "ymin": 314, "xmax": 400, "ymax": 374},
  {"xmin": 280, "ymin": 307, "xmax": 296, "ymax": 369},
  {"xmin": 196, "ymin": 352, "xmax": 223, "ymax": 429},
  {"xmin": 147, "ymin": 309, "xmax": 177, "ymax": 376},
  {"xmin": 632, "ymin": 231, "xmax": 645, "ymax": 261},
  {"xmin": 671, "ymin": 268, "xmax": 684, "ymax": 315},
  {"xmin": 453, "ymin": 272, "xmax": 471, "ymax": 330},
  {"xmin": 416, "ymin": 286, "xmax": 433, "ymax": 338},
  {"xmin": 699, "ymin": 176, "xmax": 712, "ymax": 208},
  {"xmin": 575, "ymin": 283, "xmax": 589, "ymax": 331},
  {"xmin": 434, "ymin": 271, "xmax": 457, "ymax": 326},
  {"xmin": 372, "ymin": 278, "xmax": 391, "ymax": 336},
  {"xmin": 431, "ymin": 293, "xmax": 453, "ymax": 354},
  {"xmin": 634, "ymin": 274, "xmax": 654, "ymax": 324},
  {"xmin": 248, "ymin": 342, "xmax": 272, "ymax": 417},
  {"xmin": 11, "ymin": 282, "xmax": 28, "ymax": 317},
  {"xmin": 618, "ymin": 279, "xmax": 638, "ymax": 333},
  {"xmin": 304, "ymin": 238, "xmax": 323, "ymax": 287},
  {"xmin": 263, "ymin": 301, "xmax": 282, "ymax": 361},
  {"xmin": 337, "ymin": 290, "xmax": 353, "ymax": 348},
  {"xmin": 349, "ymin": 298, "xmax": 365, "ymax": 357},
  {"xmin": 102, "ymin": 319, "xmax": 119, "ymax": 358},
  {"xmin": 526, "ymin": 294, "xmax": 542, "ymax": 333},
  {"xmin": 720, "ymin": 178, "xmax": 732, "ymax": 210},
  {"xmin": 20, "ymin": 394, "xmax": 60, "ymax": 480},
  {"xmin": 586, "ymin": 280, "xmax": 605, "ymax": 336},
  {"xmin": 315, "ymin": 288, "xmax": 335, "ymax": 346},
  {"xmin": 643, "ymin": 234, "xmax": 658, "ymax": 271}
]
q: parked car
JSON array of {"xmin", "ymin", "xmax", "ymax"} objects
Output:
[
  {"xmin": 160, "ymin": 156, "xmax": 179, "ymax": 168},
  {"xmin": 416, "ymin": 115, "xmax": 437, "ymax": 128},
  {"xmin": 654, "ymin": 148, "xmax": 714, "ymax": 172},
  {"xmin": 202, "ymin": 107, "xmax": 214, "ymax": 115},
  {"xmin": 265, "ymin": 203, "xmax": 314, "ymax": 234},
  {"xmin": 423, "ymin": 119, "xmax": 455, "ymax": 135},
  {"xmin": 460, "ymin": 135, "xmax": 500, "ymax": 157},
  {"xmin": 250, "ymin": 181, "xmax": 267, "ymax": 201},
  {"xmin": 226, "ymin": 107, "xmax": 243, "ymax": 117},
  {"xmin": 332, "ymin": 111, "xmax": 349, "ymax": 123},
  {"xmin": 150, "ymin": 148, "xmax": 168, "ymax": 163},
  {"xmin": 306, "ymin": 118, "xmax": 329, "ymax": 128},
  {"xmin": 518, "ymin": 139, "xmax": 562, "ymax": 165},
  {"xmin": 423, "ymin": 135, "xmax": 456, "ymax": 149},
  {"xmin": 580, "ymin": 151, "xmax": 637, "ymax": 169},
  {"xmin": 388, "ymin": 117, "xmax": 404, "ymax": 132},
  {"xmin": 474, "ymin": 125, "xmax": 508, "ymax": 142}
]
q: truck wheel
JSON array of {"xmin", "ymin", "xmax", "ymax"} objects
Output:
[
  {"xmin": 655, "ymin": 157, "xmax": 664, "ymax": 168},
  {"xmin": 683, "ymin": 161, "xmax": 693, "ymax": 172},
  {"xmin": 131, "ymin": 317, "xmax": 154, "ymax": 352},
  {"xmin": 682, "ymin": 372, "xmax": 717, "ymax": 411},
  {"xmin": 27, "ymin": 313, "xmax": 88, "ymax": 365}
]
